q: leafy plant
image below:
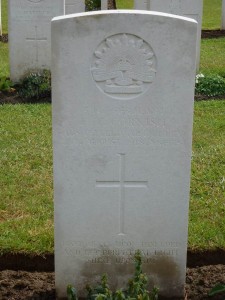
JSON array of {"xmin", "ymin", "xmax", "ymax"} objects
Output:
[
  {"xmin": 195, "ymin": 73, "xmax": 225, "ymax": 97},
  {"xmin": 209, "ymin": 283, "xmax": 225, "ymax": 297},
  {"xmin": 86, "ymin": 0, "xmax": 101, "ymax": 11},
  {"xmin": 67, "ymin": 251, "xmax": 159, "ymax": 300},
  {"xmin": 17, "ymin": 70, "xmax": 51, "ymax": 100},
  {"xmin": 0, "ymin": 76, "xmax": 13, "ymax": 92},
  {"xmin": 67, "ymin": 285, "xmax": 78, "ymax": 300}
]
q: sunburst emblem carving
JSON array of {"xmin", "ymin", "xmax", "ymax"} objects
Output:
[{"xmin": 91, "ymin": 34, "xmax": 157, "ymax": 99}]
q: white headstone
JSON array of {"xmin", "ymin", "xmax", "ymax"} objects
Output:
[
  {"xmin": 222, "ymin": 0, "xmax": 225, "ymax": 30},
  {"xmin": 149, "ymin": 0, "xmax": 203, "ymax": 70},
  {"xmin": 65, "ymin": 0, "xmax": 85, "ymax": 14},
  {"xmin": 52, "ymin": 10, "xmax": 197, "ymax": 299},
  {"xmin": 101, "ymin": 0, "xmax": 108, "ymax": 10},
  {"xmin": 134, "ymin": 0, "xmax": 149, "ymax": 10},
  {"xmin": 8, "ymin": 0, "xmax": 64, "ymax": 82}
]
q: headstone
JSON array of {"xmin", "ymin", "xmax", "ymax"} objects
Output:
[
  {"xmin": 65, "ymin": 0, "xmax": 85, "ymax": 14},
  {"xmin": 222, "ymin": 0, "xmax": 225, "ymax": 30},
  {"xmin": 101, "ymin": 0, "xmax": 108, "ymax": 10},
  {"xmin": 52, "ymin": 10, "xmax": 197, "ymax": 299},
  {"xmin": 149, "ymin": 0, "xmax": 203, "ymax": 70},
  {"xmin": 8, "ymin": 0, "xmax": 64, "ymax": 82},
  {"xmin": 134, "ymin": 0, "xmax": 149, "ymax": 10}
]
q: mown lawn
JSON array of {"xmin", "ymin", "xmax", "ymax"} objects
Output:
[
  {"xmin": 0, "ymin": 104, "xmax": 53, "ymax": 254},
  {"xmin": 189, "ymin": 100, "xmax": 225, "ymax": 250},
  {"xmin": 202, "ymin": 0, "xmax": 222, "ymax": 29},
  {"xmin": 0, "ymin": 42, "xmax": 9, "ymax": 77},
  {"xmin": 200, "ymin": 38, "xmax": 225, "ymax": 76},
  {"xmin": 1, "ymin": 0, "xmax": 8, "ymax": 33}
]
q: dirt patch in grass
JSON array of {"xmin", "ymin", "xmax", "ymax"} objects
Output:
[{"xmin": 0, "ymin": 251, "xmax": 225, "ymax": 299}]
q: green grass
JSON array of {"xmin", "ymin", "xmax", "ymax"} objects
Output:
[
  {"xmin": 116, "ymin": 0, "xmax": 133, "ymax": 9},
  {"xmin": 2, "ymin": 0, "xmax": 8, "ymax": 33},
  {"xmin": 189, "ymin": 100, "xmax": 225, "ymax": 250},
  {"xmin": 0, "ymin": 42, "xmax": 9, "ymax": 77},
  {"xmin": 0, "ymin": 104, "xmax": 53, "ymax": 254},
  {"xmin": 200, "ymin": 38, "xmax": 225, "ymax": 77},
  {"xmin": 0, "ymin": 101, "xmax": 225, "ymax": 254},
  {"xmin": 202, "ymin": 0, "xmax": 222, "ymax": 29}
]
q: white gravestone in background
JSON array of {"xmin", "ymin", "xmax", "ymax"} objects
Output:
[
  {"xmin": 148, "ymin": 0, "xmax": 203, "ymax": 70},
  {"xmin": 52, "ymin": 10, "xmax": 197, "ymax": 299},
  {"xmin": 65, "ymin": 0, "xmax": 85, "ymax": 14},
  {"xmin": 222, "ymin": 0, "xmax": 225, "ymax": 30},
  {"xmin": 8, "ymin": 0, "xmax": 64, "ymax": 82},
  {"xmin": 101, "ymin": 0, "xmax": 108, "ymax": 10},
  {"xmin": 134, "ymin": 0, "xmax": 149, "ymax": 10}
]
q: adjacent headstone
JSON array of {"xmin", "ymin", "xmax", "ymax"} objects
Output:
[
  {"xmin": 52, "ymin": 10, "xmax": 197, "ymax": 299},
  {"xmin": 148, "ymin": 0, "xmax": 203, "ymax": 69},
  {"xmin": 222, "ymin": 0, "xmax": 225, "ymax": 30},
  {"xmin": 101, "ymin": 0, "xmax": 108, "ymax": 10},
  {"xmin": 134, "ymin": 0, "xmax": 149, "ymax": 10},
  {"xmin": 8, "ymin": 0, "xmax": 64, "ymax": 82},
  {"xmin": 65, "ymin": 0, "xmax": 85, "ymax": 14}
]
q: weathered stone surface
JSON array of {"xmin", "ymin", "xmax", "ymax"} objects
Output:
[
  {"xmin": 8, "ymin": 0, "xmax": 64, "ymax": 82},
  {"xmin": 134, "ymin": 0, "xmax": 148, "ymax": 10},
  {"xmin": 101, "ymin": 0, "xmax": 108, "ymax": 10},
  {"xmin": 65, "ymin": 0, "xmax": 85, "ymax": 14},
  {"xmin": 52, "ymin": 10, "xmax": 197, "ymax": 299},
  {"xmin": 222, "ymin": 0, "xmax": 225, "ymax": 30}
]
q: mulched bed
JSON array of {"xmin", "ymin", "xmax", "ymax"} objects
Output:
[
  {"xmin": 1, "ymin": 90, "xmax": 225, "ymax": 105},
  {"xmin": 0, "ymin": 251, "xmax": 225, "ymax": 300},
  {"xmin": 202, "ymin": 30, "xmax": 225, "ymax": 39},
  {"xmin": 0, "ymin": 265, "xmax": 225, "ymax": 300}
]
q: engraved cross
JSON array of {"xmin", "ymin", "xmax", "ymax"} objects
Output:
[
  {"xmin": 26, "ymin": 26, "xmax": 47, "ymax": 63},
  {"xmin": 96, "ymin": 154, "xmax": 148, "ymax": 236}
]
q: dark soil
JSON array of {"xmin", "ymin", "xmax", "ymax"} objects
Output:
[
  {"xmin": 201, "ymin": 30, "xmax": 225, "ymax": 39},
  {"xmin": 0, "ymin": 34, "xmax": 8, "ymax": 43},
  {"xmin": 108, "ymin": 0, "xmax": 117, "ymax": 9},
  {"xmin": 1, "ymin": 90, "xmax": 225, "ymax": 105},
  {"xmin": 0, "ymin": 91, "xmax": 51, "ymax": 105},
  {"xmin": 0, "ymin": 251, "xmax": 225, "ymax": 300},
  {"xmin": 0, "ymin": 265, "xmax": 225, "ymax": 300}
]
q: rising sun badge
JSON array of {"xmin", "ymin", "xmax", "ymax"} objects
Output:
[{"xmin": 91, "ymin": 33, "xmax": 157, "ymax": 99}]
